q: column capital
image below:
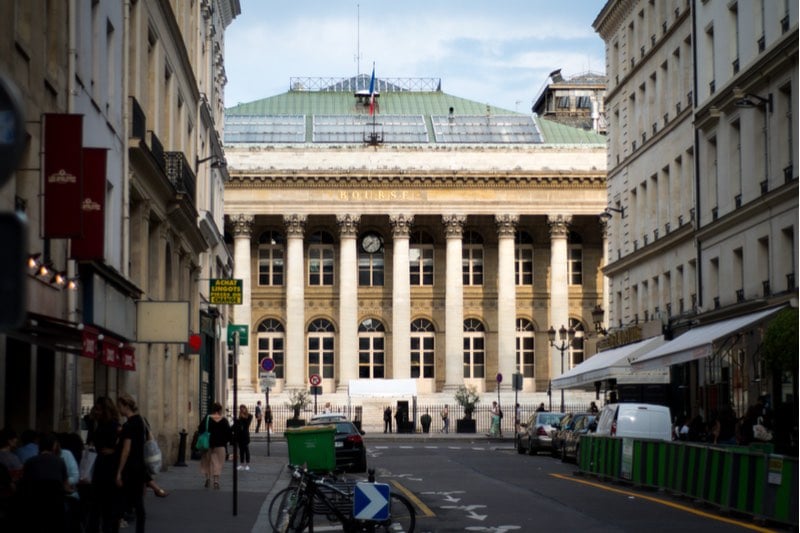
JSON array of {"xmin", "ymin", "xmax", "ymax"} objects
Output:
[
  {"xmin": 336, "ymin": 214, "xmax": 360, "ymax": 237},
  {"xmin": 547, "ymin": 214, "xmax": 572, "ymax": 238},
  {"xmin": 442, "ymin": 214, "xmax": 466, "ymax": 238},
  {"xmin": 494, "ymin": 214, "xmax": 519, "ymax": 237},
  {"xmin": 283, "ymin": 214, "xmax": 307, "ymax": 237},
  {"xmin": 230, "ymin": 214, "xmax": 255, "ymax": 237},
  {"xmin": 389, "ymin": 214, "xmax": 414, "ymax": 237}
]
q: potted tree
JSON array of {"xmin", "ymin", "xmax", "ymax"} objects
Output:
[
  {"xmin": 285, "ymin": 389, "xmax": 311, "ymax": 429},
  {"xmin": 420, "ymin": 411, "xmax": 432, "ymax": 433},
  {"xmin": 454, "ymin": 385, "xmax": 479, "ymax": 433}
]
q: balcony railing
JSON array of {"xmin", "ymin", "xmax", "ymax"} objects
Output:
[
  {"xmin": 147, "ymin": 130, "xmax": 165, "ymax": 172},
  {"xmin": 736, "ymin": 289, "xmax": 745, "ymax": 303},
  {"xmin": 164, "ymin": 151, "xmax": 197, "ymax": 206},
  {"xmin": 129, "ymin": 97, "xmax": 146, "ymax": 139}
]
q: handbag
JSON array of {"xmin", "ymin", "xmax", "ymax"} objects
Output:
[
  {"xmin": 79, "ymin": 447, "xmax": 98, "ymax": 483},
  {"xmin": 143, "ymin": 419, "xmax": 163, "ymax": 476},
  {"xmin": 195, "ymin": 416, "xmax": 211, "ymax": 451}
]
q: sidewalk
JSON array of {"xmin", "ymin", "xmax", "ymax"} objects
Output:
[{"xmin": 143, "ymin": 432, "xmax": 513, "ymax": 533}]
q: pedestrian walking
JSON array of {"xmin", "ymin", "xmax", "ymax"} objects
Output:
[
  {"xmin": 488, "ymin": 401, "xmax": 501, "ymax": 437},
  {"xmin": 199, "ymin": 402, "xmax": 232, "ymax": 490},
  {"xmin": 441, "ymin": 405, "xmax": 450, "ymax": 433},
  {"xmin": 264, "ymin": 405, "xmax": 273, "ymax": 434},
  {"xmin": 254, "ymin": 401, "xmax": 263, "ymax": 433},
  {"xmin": 234, "ymin": 405, "xmax": 253, "ymax": 471},
  {"xmin": 383, "ymin": 406, "xmax": 392, "ymax": 433},
  {"xmin": 116, "ymin": 393, "xmax": 147, "ymax": 533}
]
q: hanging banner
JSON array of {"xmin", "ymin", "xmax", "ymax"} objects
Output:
[
  {"xmin": 120, "ymin": 345, "xmax": 136, "ymax": 371},
  {"xmin": 81, "ymin": 326, "xmax": 100, "ymax": 359},
  {"xmin": 43, "ymin": 113, "xmax": 83, "ymax": 237},
  {"xmin": 71, "ymin": 148, "xmax": 107, "ymax": 260},
  {"xmin": 101, "ymin": 338, "xmax": 120, "ymax": 368}
]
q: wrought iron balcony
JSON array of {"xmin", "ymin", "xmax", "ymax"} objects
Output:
[{"xmin": 164, "ymin": 151, "xmax": 197, "ymax": 206}]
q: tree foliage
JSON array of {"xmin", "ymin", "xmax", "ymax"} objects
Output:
[
  {"xmin": 761, "ymin": 308, "xmax": 798, "ymax": 373},
  {"xmin": 454, "ymin": 385, "xmax": 480, "ymax": 420}
]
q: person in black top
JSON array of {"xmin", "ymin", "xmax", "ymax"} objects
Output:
[
  {"xmin": 116, "ymin": 393, "xmax": 146, "ymax": 533},
  {"xmin": 86, "ymin": 396, "xmax": 120, "ymax": 533},
  {"xmin": 198, "ymin": 402, "xmax": 232, "ymax": 490},
  {"xmin": 234, "ymin": 404, "xmax": 253, "ymax": 471},
  {"xmin": 20, "ymin": 432, "xmax": 68, "ymax": 532}
]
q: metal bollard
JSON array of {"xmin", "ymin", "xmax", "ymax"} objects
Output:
[{"xmin": 175, "ymin": 429, "xmax": 188, "ymax": 467}]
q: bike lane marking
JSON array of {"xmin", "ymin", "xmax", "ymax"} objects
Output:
[
  {"xmin": 549, "ymin": 473, "xmax": 775, "ymax": 533},
  {"xmin": 389, "ymin": 479, "xmax": 437, "ymax": 518}
]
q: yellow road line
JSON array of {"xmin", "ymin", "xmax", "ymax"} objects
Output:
[
  {"xmin": 390, "ymin": 480, "xmax": 436, "ymax": 517},
  {"xmin": 549, "ymin": 473, "xmax": 777, "ymax": 533}
]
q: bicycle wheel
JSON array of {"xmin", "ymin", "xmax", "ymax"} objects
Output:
[
  {"xmin": 363, "ymin": 492, "xmax": 415, "ymax": 533},
  {"xmin": 268, "ymin": 486, "xmax": 312, "ymax": 532}
]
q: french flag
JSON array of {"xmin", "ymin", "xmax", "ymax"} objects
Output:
[{"xmin": 368, "ymin": 63, "xmax": 376, "ymax": 115}]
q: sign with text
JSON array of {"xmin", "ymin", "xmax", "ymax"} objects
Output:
[
  {"xmin": 227, "ymin": 324, "xmax": 249, "ymax": 346},
  {"xmin": 209, "ymin": 278, "xmax": 243, "ymax": 305}
]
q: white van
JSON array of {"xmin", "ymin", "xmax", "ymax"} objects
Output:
[{"xmin": 595, "ymin": 403, "xmax": 673, "ymax": 441}]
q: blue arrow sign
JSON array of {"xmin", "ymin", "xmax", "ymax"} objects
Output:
[{"xmin": 353, "ymin": 482, "xmax": 390, "ymax": 521}]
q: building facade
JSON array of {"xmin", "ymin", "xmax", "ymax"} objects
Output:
[
  {"xmin": 223, "ymin": 78, "xmax": 608, "ymax": 407},
  {"xmin": 531, "ymin": 69, "xmax": 608, "ymax": 134},
  {"xmin": 0, "ymin": 0, "xmax": 239, "ymax": 463},
  {"xmin": 594, "ymin": 0, "xmax": 797, "ymax": 429}
]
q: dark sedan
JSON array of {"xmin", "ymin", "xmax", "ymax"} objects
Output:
[
  {"xmin": 307, "ymin": 419, "xmax": 367, "ymax": 473},
  {"xmin": 559, "ymin": 413, "xmax": 597, "ymax": 463}
]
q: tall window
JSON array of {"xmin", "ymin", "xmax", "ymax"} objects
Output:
[
  {"xmin": 569, "ymin": 319, "xmax": 585, "ymax": 368},
  {"xmin": 358, "ymin": 233, "xmax": 385, "ymax": 286},
  {"xmin": 358, "ymin": 319, "xmax": 385, "ymax": 378},
  {"xmin": 257, "ymin": 319, "xmax": 285, "ymax": 378},
  {"xmin": 410, "ymin": 319, "xmax": 435, "ymax": 379},
  {"xmin": 308, "ymin": 230, "xmax": 335, "ymax": 286},
  {"xmin": 462, "ymin": 231, "xmax": 484, "ymax": 286},
  {"xmin": 568, "ymin": 231, "xmax": 583, "ymax": 285},
  {"xmin": 463, "ymin": 319, "xmax": 485, "ymax": 378},
  {"xmin": 307, "ymin": 319, "xmax": 335, "ymax": 378},
  {"xmin": 258, "ymin": 231, "xmax": 284, "ymax": 286},
  {"xmin": 515, "ymin": 231, "xmax": 534, "ymax": 286},
  {"xmin": 516, "ymin": 319, "xmax": 535, "ymax": 378},
  {"xmin": 410, "ymin": 231, "xmax": 434, "ymax": 286}
]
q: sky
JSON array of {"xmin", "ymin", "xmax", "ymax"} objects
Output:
[{"xmin": 224, "ymin": 0, "xmax": 607, "ymax": 113}]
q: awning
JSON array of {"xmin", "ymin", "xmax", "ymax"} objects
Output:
[
  {"xmin": 631, "ymin": 306, "xmax": 784, "ymax": 371},
  {"xmin": 551, "ymin": 336, "xmax": 667, "ymax": 390},
  {"xmin": 348, "ymin": 379, "xmax": 417, "ymax": 397}
]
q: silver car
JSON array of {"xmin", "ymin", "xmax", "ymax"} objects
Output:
[{"xmin": 516, "ymin": 412, "xmax": 566, "ymax": 455}]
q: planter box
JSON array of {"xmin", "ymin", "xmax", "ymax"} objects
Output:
[
  {"xmin": 457, "ymin": 419, "xmax": 476, "ymax": 433},
  {"xmin": 286, "ymin": 419, "xmax": 306, "ymax": 429}
]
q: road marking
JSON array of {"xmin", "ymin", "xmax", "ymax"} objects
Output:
[
  {"xmin": 549, "ymin": 473, "xmax": 776, "ymax": 533},
  {"xmin": 390, "ymin": 480, "xmax": 436, "ymax": 517}
]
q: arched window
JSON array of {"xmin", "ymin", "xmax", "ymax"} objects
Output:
[
  {"xmin": 410, "ymin": 230, "xmax": 434, "ymax": 286},
  {"xmin": 358, "ymin": 232, "xmax": 385, "ymax": 286},
  {"xmin": 258, "ymin": 230, "xmax": 285, "ymax": 286},
  {"xmin": 516, "ymin": 318, "xmax": 535, "ymax": 378},
  {"xmin": 569, "ymin": 318, "xmax": 585, "ymax": 368},
  {"xmin": 257, "ymin": 319, "xmax": 285, "ymax": 378},
  {"xmin": 410, "ymin": 319, "xmax": 435, "ymax": 378},
  {"xmin": 308, "ymin": 230, "xmax": 335, "ymax": 286},
  {"xmin": 463, "ymin": 319, "xmax": 486, "ymax": 378},
  {"xmin": 515, "ymin": 231, "xmax": 534, "ymax": 286},
  {"xmin": 307, "ymin": 319, "xmax": 335, "ymax": 378},
  {"xmin": 568, "ymin": 231, "xmax": 583, "ymax": 285},
  {"xmin": 358, "ymin": 319, "xmax": 385, "ymax": 378},
  {"xmin": 462, "ymin": 230, "xmax": 484, "ymax": 286}
]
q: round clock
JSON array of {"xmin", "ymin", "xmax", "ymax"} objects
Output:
[{"xmin": 361, "ymin": 232, "xmax": 383, "ymax": 253}]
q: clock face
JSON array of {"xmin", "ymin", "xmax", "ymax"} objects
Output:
[{"xmin": 361, "ymin": 232, "xmax": 383, "ymax": 253}]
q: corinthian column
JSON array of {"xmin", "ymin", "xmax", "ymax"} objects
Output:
[
  {"xmin": 390, "ymin": 214, "xmax": 414, "ymax": 379},
  {"xmin": 284, "ymin": 214, "xmax": 306, "ymax": 390},
  {"xmin": 232, "ymin": 214, "xmax": 255, "ymax": 392},
  {"xmin": 337, "ymin": 214, "xmax": 359, "ymax": 392},
  {"xmin": 495, "ymin": 214, "xmax": 518, "ymax": 391},
  {"xmin": 548, "ymin": 214, "xmax": 571, "ymax": 381},
  {"xmin": 443, "ymin": 215, "xmax": 466, "ymax": 390}
]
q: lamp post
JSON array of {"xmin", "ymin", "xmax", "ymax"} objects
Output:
[{"xmin": 548, "ymin": 325, "xmax": 575, "ymax": 412}]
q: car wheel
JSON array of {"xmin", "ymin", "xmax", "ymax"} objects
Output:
[
  {"xmin": 516, "ymin": 437, "xmax": 526, "ymax": 454},
  {"xmin": 527, "ymin": 438, "xmax": 536, "ymax": 456},
  {"xmin": 560, "ymin": 445, "xmax": 568, "ymax": 463}
]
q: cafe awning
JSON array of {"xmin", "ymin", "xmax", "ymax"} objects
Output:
[
  {"xmin": 631, "ymin": 306, "xmax": 784, "ymax": 371},
  {"xmin": 552, "ymin": 336, "xmax": 667, "ymax": 390}
]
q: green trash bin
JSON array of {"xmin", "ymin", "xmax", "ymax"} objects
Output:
[{"xmin": 285, "ymin": 425, "xmax": 336, "ymax": 471}]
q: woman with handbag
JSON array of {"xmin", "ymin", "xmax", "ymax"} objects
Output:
[{"xmin": 198, "ymin": 402, "xmax": 232, "ymax": 490}]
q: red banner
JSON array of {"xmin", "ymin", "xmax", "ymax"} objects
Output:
[
  {"xmin": 101, "ymin": 338, "xmax": 120, "ymax": 368},
  {"xmin": 120, "ymin": 345, "xmax": 136, "ymax": 371},
  {"xmin": 81, "ymin": 326, "xmax": 100, "ymax": 359},
  {"xmin": 43, "ymin": 114, "xmax": 83, "ymax": 238},
  {"xmin": 71, "ymin": 148, "xmax": 107, "ymax": 260}
]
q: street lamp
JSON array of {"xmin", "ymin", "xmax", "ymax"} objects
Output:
[
  {"xmin": 548, "ymin": 325, "xmax": 575, "ymax": 412},
  {"xmin": 591, "ymin": 305, "xmax": 607, "ymax": 336}
]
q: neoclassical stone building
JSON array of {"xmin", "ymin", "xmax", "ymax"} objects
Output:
[{"xmin": 223, "ymin": 77, "xmax": 607, "ymax": 402}]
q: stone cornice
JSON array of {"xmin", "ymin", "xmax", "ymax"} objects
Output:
[{"xmin": 226, "ymin": 171, "xmax": 605, "ymax": 190}]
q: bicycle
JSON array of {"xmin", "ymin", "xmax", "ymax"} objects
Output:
[{"xmin": 268, "ymin": 464, "xmax": 416, "ymax": 532}]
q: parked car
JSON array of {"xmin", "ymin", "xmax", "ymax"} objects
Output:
[
  {"xmin": 550, "ymin": 412, "xmax": 577, "ymax": 457},
  {"xmin": 594, "ymin": 403, "xmax": 672, "ymax": 441},
  {"xmin": 307, "ymin": 418, "xmax": 367, "ymax": 473},
  {"xmin": 516, "ymin": 412, "xmax": 566, "ymax": 455},
  {"xmin": 560, "ymin": 413, "xmax": 597, "ymax": 463},
  {"xmin": 309, "ymin": 413, "xmax": 348, "ymax": 424}
]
